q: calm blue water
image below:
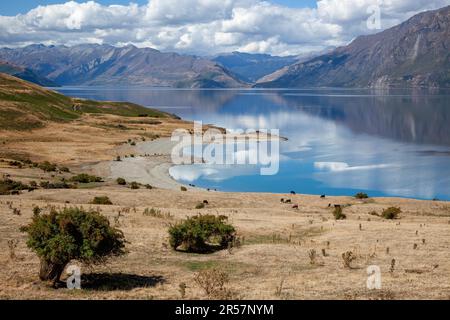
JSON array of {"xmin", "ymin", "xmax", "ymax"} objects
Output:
[{"xmin": 56, "ymin": 87, "xmax": 450, "ymax": 200}]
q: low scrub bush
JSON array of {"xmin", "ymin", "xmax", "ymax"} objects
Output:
[
  {"xmin": 38, "ymin": 161, "xmax": 57, "ymax": 172},
  {"xmin": 70, "ymin": 174, "xmax": 103, "ymax": 183},
  {"xmin": 168, "ymin": 215, "xmax": 236, "ymax": 253},
  {"xmin": 40, "ymin": 181, "xmax": 73, "ymax": 189},
  {"xmin": 381, "ymin": 207, "xmax": 401, "ymax": 219},
  {"xmin": 91, "ymin": 196, "xmax": 113, "ymax": 205},
  {"xmin": 333, "ymin": 206, "xmax": 346, "ymax": 220},
  {"xmin": 355, "ymin": 192, "xmax": 369, "ymax": 199},
  {"xmin": 130, "ymin": 181, "xmax": 140, "ymax": 189},
  {"xmin": 180, "ymin": 186, "xmax": 188, "ymax": 191},
  {"xmin": 21, "ymin": 207, "xmax": 125, "ymax": 285},
  {"xmin": 116, "ymin": 178, "xmax": 127, "ymax": 185},
  {"xmin": 0, "ymin": 179, "xmax": 30, "ymax": 195},
  {"xmin": 194, "ymin": 268, "xmax": 233, "ymax": 299}
]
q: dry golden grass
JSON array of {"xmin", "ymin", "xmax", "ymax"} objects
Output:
[
  {"xmin": 1, "ymin": 113, "xmax": 450, "ymax": 300},
  {"xmin": 0, "ymin": 113, "xmax": 195, "ymax": 166},
  {"xmin": 1, "ymin": 183, "xmax": 450, "ymax": 300}
]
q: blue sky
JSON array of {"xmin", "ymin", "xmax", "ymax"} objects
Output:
[{"xmin": 0, "ymin": 0, "xmax": 317, "ymax": 16}]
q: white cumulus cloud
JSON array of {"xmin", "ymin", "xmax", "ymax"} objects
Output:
[{"xmin": 0, "ymin": 0, "xmax": 448, "ymax": 55}]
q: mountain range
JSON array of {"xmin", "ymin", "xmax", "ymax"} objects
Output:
[
  {"xmin": 0, "ymin": 44, "xmax": 245, "ymax": 88},
  {"xmin": 211, "ymin": 52, "xmax": 298, "ymax": 83},
  {"xmin": 0, "ymin": 5, "xmax": 448, "ymax": 89},
  {"xmin": 258, "ymin": 5, "xmax": 450, "ymax": 88}
]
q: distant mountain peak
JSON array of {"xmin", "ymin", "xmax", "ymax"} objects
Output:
[{"xmin": 257, "ymin": 5, "xmax": 450, "ymax": 89}]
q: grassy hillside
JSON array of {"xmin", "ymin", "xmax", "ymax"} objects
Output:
[{"xmin": 0, "ymin": 73, "xmax": 173, "ymax": 130}]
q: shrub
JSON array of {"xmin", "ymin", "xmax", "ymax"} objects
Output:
[
  {"xmin": 381, "ymin": 207, "xmax": 401, "ymax": 219},
  {"xmin": 9, "ymin": 160, "xmax": 23, "ymax": 168},
  {"xmin": 180, "ymin": 186, "xmax": 188, "ymax": 191},
  {"xmin": 21, "ymin": 207, "xmax": 125, "ymax": 285},
  {"xmin": 39, "ymin": 181, "xmax": 73, "ymax": 189},
  {"xmin": 59, "ymin": 167, "xmax": 70, "ymax": 173},
  {"xmin": 195, "ymin": 202, "xmax": 205, "ymax": 209},
  {"xmin": 0, "ymin": 179, "xmax": 29, "ymax": 195},
  {"xmin": 130, "ymin": 181, "xmax": 140, "ymax": 189},
  {"xmin": 116, "ymin": 178, "xmax": 127, "ymax": 185},
  {"xmin": 355, "ymin": 192, "xmax": 369, "ymax": 199},
  {"xmin": 168, "ymin": 215, "xmax": 236, "ymax": 253},
  {"xmin": 70, "ymin": 174, "xmax": 103, "ymax": 183},
  {"xmin": 32, "ymin": 206, "xmax": 42, "ymax": 216},
  {"xmin": 333, "ymin": 206, "xmax": 346, "ymax": 220},
  {"xmin": 194, "ymin": 268, "xmax": 233, "ymax": 299},
  {"xmin": 342, "ymin": 251, "xmax": 356, "ymax": 269},
  {"xmin": 38, "ymin": 161, "xmax": 57, "ymax": 172},
  {"xmin": 91, "ymin": 196, "xmax": 113, "ymax": 205}
]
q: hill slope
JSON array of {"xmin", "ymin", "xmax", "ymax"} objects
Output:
[
  {"xmin": 258, "ymin": 6, "xmax": 450, "ymax": 88},
  {"xmin": 0, "ymin": 44, "xmax": 245, "ymax": 88},
  {"xmin": 0, "ymin": 73, "xmax": 173, "ymax": 130},
  {"xmin": 0, "ymin": 61, "xmax": 58, "ymax": 87}
]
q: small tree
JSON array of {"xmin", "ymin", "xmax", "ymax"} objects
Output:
[
  {"xmin": 355, "ymin": 192, "xmax": 369, "ymax": 199},
  {"xmin": 21, "ymin": 207, "xmax": 125, "ymax": 285},
  {"xmin": 168, "ymin": 215, "xmax": 235, "ymax": 253}
]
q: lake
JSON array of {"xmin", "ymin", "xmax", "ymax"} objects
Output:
[{"xmin": 56, "ymin": 87, "xmax": 450, "ymax": 200}]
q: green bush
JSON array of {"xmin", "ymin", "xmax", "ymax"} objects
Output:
[
  {"xmin": 21, "ymin": 207, "xmax": 125, "ymax": 284},
  {"xmin": 168, "ymin": 215, "xmax": 236, "ymax": 253},
  {"xmin": 130, "ymin": 181, "xmax": 140, "ymax": 189},
  {"xmin": 116, "ymin": 178, "xmax": 127, "ymax": 185},
  {"xmin": 39, "ymin": 181, "xmax": 73, "ymax": 189},
  {"xmin": 70, "ymin": 174, "xmax": 103, "ymax": 183},
  {"xmin": 38, "ymin": 161, "xmax": 57, "ymax": 172},
  {"xmin": 91, "ymin": 196, "xmax": 113, "ymax": 205},
  {"xmin": 0, "ymin": 179, "xmax": 30, "ymax": 195},
  {"xmin": 180, "ymin": 186, "xmax": 188, "ymax": 191},
  {"xmin": 381, "ymin": 207, "xmax": 401, "ymax": 219},
  {"xmin": 59, "ymin": 167, "xmax": 70, "ymax": 173},
  {"xmin": 333, "ymin": 206, "xmax": 347, "ymax": 220},
  {"xmin": 355, "ymin": 192, "xmax": 369, "ymax": 199}
]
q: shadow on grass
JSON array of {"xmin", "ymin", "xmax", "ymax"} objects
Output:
[{"xmin": 81, "ymin": 273, "xmax": 166, "ymax": 291}]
